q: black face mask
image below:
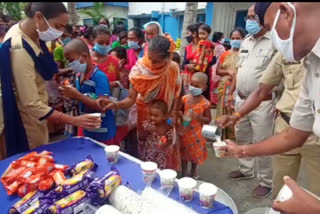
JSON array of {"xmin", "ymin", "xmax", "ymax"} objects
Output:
[{"xmin": 186, "ymin": 35, "xmax": 193, "ymax": 44}]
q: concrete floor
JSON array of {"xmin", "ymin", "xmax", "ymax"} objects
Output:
[{"xmin": 49, "ymin": 108, "xmax": 309, "ymax": 214}]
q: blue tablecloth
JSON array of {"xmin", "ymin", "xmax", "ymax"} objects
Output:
[{"xmin": 0, "ymin": 137, "xmax": 233, "ymax": 214}]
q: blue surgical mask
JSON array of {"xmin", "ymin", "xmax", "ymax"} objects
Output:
[
  {"xmin": 245, "ymin": 20, "xmax": 262, "ymax": 36},
  {"xmin": 230, "ymin": 40, "xmax": 241, "ymax": 49},
  {"xmin": 68, "ymin": 58, "xmax": 87, "ymax": 74},
  {"xmin": 128, "ymin": 41, "xmax": 141, "ymax": 50},
  {"xmin": 62, "ymin": 37, "xmax": 72, "ymax": 45},
  {"xmin": 93, "ymin": 43, "xmax": 109, "ymax": 56},
  {"xmin": 189, "ymin": 85, "xmax": 203, "ymax": 96}
]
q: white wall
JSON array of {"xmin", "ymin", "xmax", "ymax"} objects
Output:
[
  {"xmin": 212, "ymin": 2, "xmax": 252, "ymax": 36},
  {"xmin": 77, "ymin": 5, "xmax": 128, "ymax": 25},
  {"xmin": 128, "ymin": 2, "xmax": 207, "ymax": 15}
]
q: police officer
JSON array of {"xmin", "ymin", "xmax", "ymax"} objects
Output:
[
  {"xmin": 225, "ymin": 4, "xmax": 277, "ymax": 198},
  {"xmin": 217, "ymin": 2, "xmax": 320, "ymax": 213}
]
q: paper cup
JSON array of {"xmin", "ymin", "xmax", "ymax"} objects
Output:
[
  {"xmin": 275, "ymin": 184, "xmax": 293, "ymax": 202},
  {"xmin": 90, "ymin": 113, "xmax": 102, "ymax": 118},
  {"xmin": 178, "ymin": 177, "xmax": 197, "ymax": 202},
  {"xmin": 141, "ymin": 161, "xmax": 158, "ymax": 184},
  {"xmin": 199, "ymin": 183, "xmax": 218, "ymax": 209},
  {"xmin": 160, "ymin": 169, "xmax": 177, "ymax": 188},
  {"xmin": 213, "ymin": 141, "xmax": 227, "ymax": 158},
  {"xmin": 105, "ymin": 145, "xmax": 120, "ymax": 163}
]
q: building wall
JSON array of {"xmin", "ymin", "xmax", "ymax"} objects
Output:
[
  {"xmin": 212, "ymin": 2, "xmax": 252, "ymax": 36},
  {"xmin": 77, "ymin": 5, "xmax": 128, "ymax": 26},
  {"xmin": 128, "ymin": 2, "xmax": 207, "ymax": 15}
]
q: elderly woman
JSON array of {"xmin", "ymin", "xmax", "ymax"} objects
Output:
[{"xmin": 97, "ymin": 35, "xmax": 181, "ymax": 162}]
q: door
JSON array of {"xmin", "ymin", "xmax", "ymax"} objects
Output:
[{"xmin": 234, "ymin": 10, "xmax": 247, "ymax": 31}]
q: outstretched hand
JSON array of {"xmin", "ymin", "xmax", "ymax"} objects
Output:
[{"xmin": 96, "ymin": 96, "xmax": 116, "ymax": 112}]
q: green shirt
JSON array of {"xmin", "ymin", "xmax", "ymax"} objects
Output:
[
  {"xmin": 53, "ymin": 46, "xmax": 67, "ymax": 67},
  {"xmin": 111, "ymin": 41, "xmax": 129, "ymax": 50}
]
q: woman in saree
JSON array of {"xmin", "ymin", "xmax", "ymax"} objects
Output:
[
  {"xmin": 97, "ymin": 35, "xmax": 182, "ymax": 164},
  {"xmin": 215, "ymin": 27, "xmax": 246, "ymax": 140}
]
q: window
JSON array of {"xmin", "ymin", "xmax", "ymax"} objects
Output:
[
  {"xmin": 196, "ymin": 14, "xmax": 206, "ymax": 23},
  {"xmin": 113, "ymin": 17, "xmax": 128, "ymax": 30},
  {"xmin": 133, "ymin": 17, "xmax": 152, "ymax": 29},
  {"xmin": 178, "ymin": 15, "xmax": 184, "ymax": 38},
  {"xmin": 83, "ymin": 18, "xmax": 94, "ymax": 26}
]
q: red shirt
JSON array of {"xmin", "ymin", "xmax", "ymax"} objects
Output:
[{"xmin": 92, "ymin": 55, "xmax": 119, "ymax": 82}]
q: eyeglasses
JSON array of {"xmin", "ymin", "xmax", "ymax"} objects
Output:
[{"xmin": 244, "ymin": 15, "xmax": 260, "ymax": 23}]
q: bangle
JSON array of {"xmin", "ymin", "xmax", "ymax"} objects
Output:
[{"xmin": 233, "ymin": 112, "xmax": 241, "ymax": 119}]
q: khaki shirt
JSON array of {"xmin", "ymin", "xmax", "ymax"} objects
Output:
[
  {"xmin": 0, "ymin": 22, "xmax": 52, "ymax": 149},
  {"xmin": 260, "ymin": 52, "xmax": 319, "ymax": 145},
  {"xmin": 259, "ymin": 52, "xmax": 305, "ymax": 114},
  {"xmin": 236, "ymin": 31, "xmax": 277, "ymax": 96},
  {"xmin": 290, "ymin": 38, "xmax": 320, "ymax": 137}
]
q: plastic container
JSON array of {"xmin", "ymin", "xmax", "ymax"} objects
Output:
[
  {"xmin": 199, "ymin": 183, "xmax": 218, "ymax": 209},
  {"xmin": 159, "ymin": 169, "xmax": 177, "ymax": 188},
  {"xmin": 213, "ymin": 141, "xmax": 227, "ymax": 158},
  {"xmin": 141, "ymin": 161, "xmax": 158, "ymax": 185},
  {"xmin": 178, "ymin": 177, "xmax": 197, "ymax": 202},
  {"xmin": 105, "ymin": 145, "xmax": 120, "ymax": 164}
]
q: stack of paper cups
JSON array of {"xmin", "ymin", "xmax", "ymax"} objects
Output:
[
  {"xmin": 178, "ymin": 177, "xmax": 197, "ymax": 202},
  {"xmin": 199, "ymin": 183, "xmax": 218, "ymax": 209}
]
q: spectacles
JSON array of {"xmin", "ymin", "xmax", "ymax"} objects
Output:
[{"xmin": 244, "ymin": 15, "xmax": 260, "ymax": 23}]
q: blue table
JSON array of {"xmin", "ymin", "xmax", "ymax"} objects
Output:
[{"xmin": 0, "ymin": 137, "xmax": 234, "ymax": 214}]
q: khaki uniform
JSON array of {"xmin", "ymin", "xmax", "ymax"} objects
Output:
[
  {"xmin": 0, "ymin": 22, "xmax": 52, "ymax": 159},
  {"xmin": 259, "ymin": 52, "xmax": 320, "ymax": 198},
  {"xmin": 235, "ymin": 31, "xmax": 277, "ymax": 188}
]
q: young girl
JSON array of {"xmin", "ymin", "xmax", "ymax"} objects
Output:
[
  {"xmin": 109, "ymin": 46, "xmax": 130, "ymax": 89},
  {"xmin": 194, "ymin": 24, "xmax": 215, "ymax": 73},
  {"xmin": 60, "ymin": 38, "xmax": 117, "ymax": 144},
  {"xmin": 180, "ymin": 72, "xmax": 212, "ymax": 179},
  {"xmin": 142, "ymin": 99, "xmax": 180, "ymax": 171}
]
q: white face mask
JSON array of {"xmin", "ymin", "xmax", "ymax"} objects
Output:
[
  {"xmin": 270, "ymin": 2, "xmax": 297, "ymax": 62},
  {"xmin": 37, "ymin": 16, "xmax": 63, "ymax": 41}
]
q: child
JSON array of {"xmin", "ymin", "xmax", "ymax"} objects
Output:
[
  {"xmin": 109, "ymin": 47, "xmax": 130, "ymax": 89},
  {"xmin": 193, "ymin": 24, "xmax": 215, "ymax": 73},
  {"xmin": 180, "ymin": 72, "xmax": 212, "ymax": 179},
  {"xmin": 141, "ymin": 99, "xmax": 180, "ymax": 171},
  {"xmin": 60, "ymin": 38, "xmax": 117, "ymax": 144}
]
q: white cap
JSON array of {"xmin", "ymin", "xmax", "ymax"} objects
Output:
[
  {"xmin": 199, "ymin": 183, "xmax": 218, "ymax": 195},
  {"xmin": 141, "ymin": 161, "xmax": 158, "ymax": 171},
  {"xmin": 178, "ymin": 177, "xmax": 197, "ymax": 189},
  {"xmin": 105, "ymin": 145, "xmax": 120, "ymax": 153}
]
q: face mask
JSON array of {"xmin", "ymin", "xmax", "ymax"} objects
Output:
[
  {"xmin": 62, "ymin": 37, "xmax": 72, "ymax": 46},
  {"xmin": 245, "ymin": 20, "xmax": 262, "ymax": 36},
  {"xmin": 189, "ymin": 85, "xmax": 203, "ymax": 96},
  {"xmin": 230, "ymin": 40, "xmax": 241, "ymax": 49},
  {"xmin": 271, "ymin": 3, "xmax": 297, "ymax": 62},
  {"xmin": 93, "ymin": 43, "xmax": 109, "ymax": 56},
  {"xmin": 37, "ymin": 16, "xmax": 63, "ymax": 41},
  {"xmin": 220, "ymin": 38, "xmax": 225, "ymax": 43},
  {"xmin": 68, "ymin": 58, "xmax": 87, "ymax": 74},
  {"xmin": 128, "ymin": 41, "xmax": 141, "ymax": 50},
  {"xmin": 186, "ymin": 35, "xmax": 193, "ymax": 44}
]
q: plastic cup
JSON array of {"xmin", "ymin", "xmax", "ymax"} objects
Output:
[
  {"xmin": 159, "ymin": 169, "xmax": 177, "ymax": 188},
  {"xmin": 141, "ymin": 161, "xmax": 158, "ymax": 185},
  {"xmin": 275, "ymin": 184, "xmax": 293, "ymax": 202},
  {"xmin": 105, "ymin": 145, "xmax": 120, "ymax": 164},
  {"xmin": 178, "ymin": 177, "xmax": 197, "ymax": 202},
  {"xmin": 199, "ymin": 183, "xmax": 218, "ymax": 209},
  {"xmin": 213, "ymin": 141, "xmax": 227, "ymax": 158},
  {"xmin": 182, "ymin": 115, "xmax": 191, "ymax": 127},
  {"xmin": 90, "ymin": 113, "xmax": 101, "ymax": 118}
]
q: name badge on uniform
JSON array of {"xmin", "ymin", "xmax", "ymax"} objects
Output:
[
  {"xmin": 284, "ymin": 60, "xmax": 301, "ymax": 65},
  {"xmin": 241, "ymin": 49, "xmax": 248, "ymax": 53}
]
